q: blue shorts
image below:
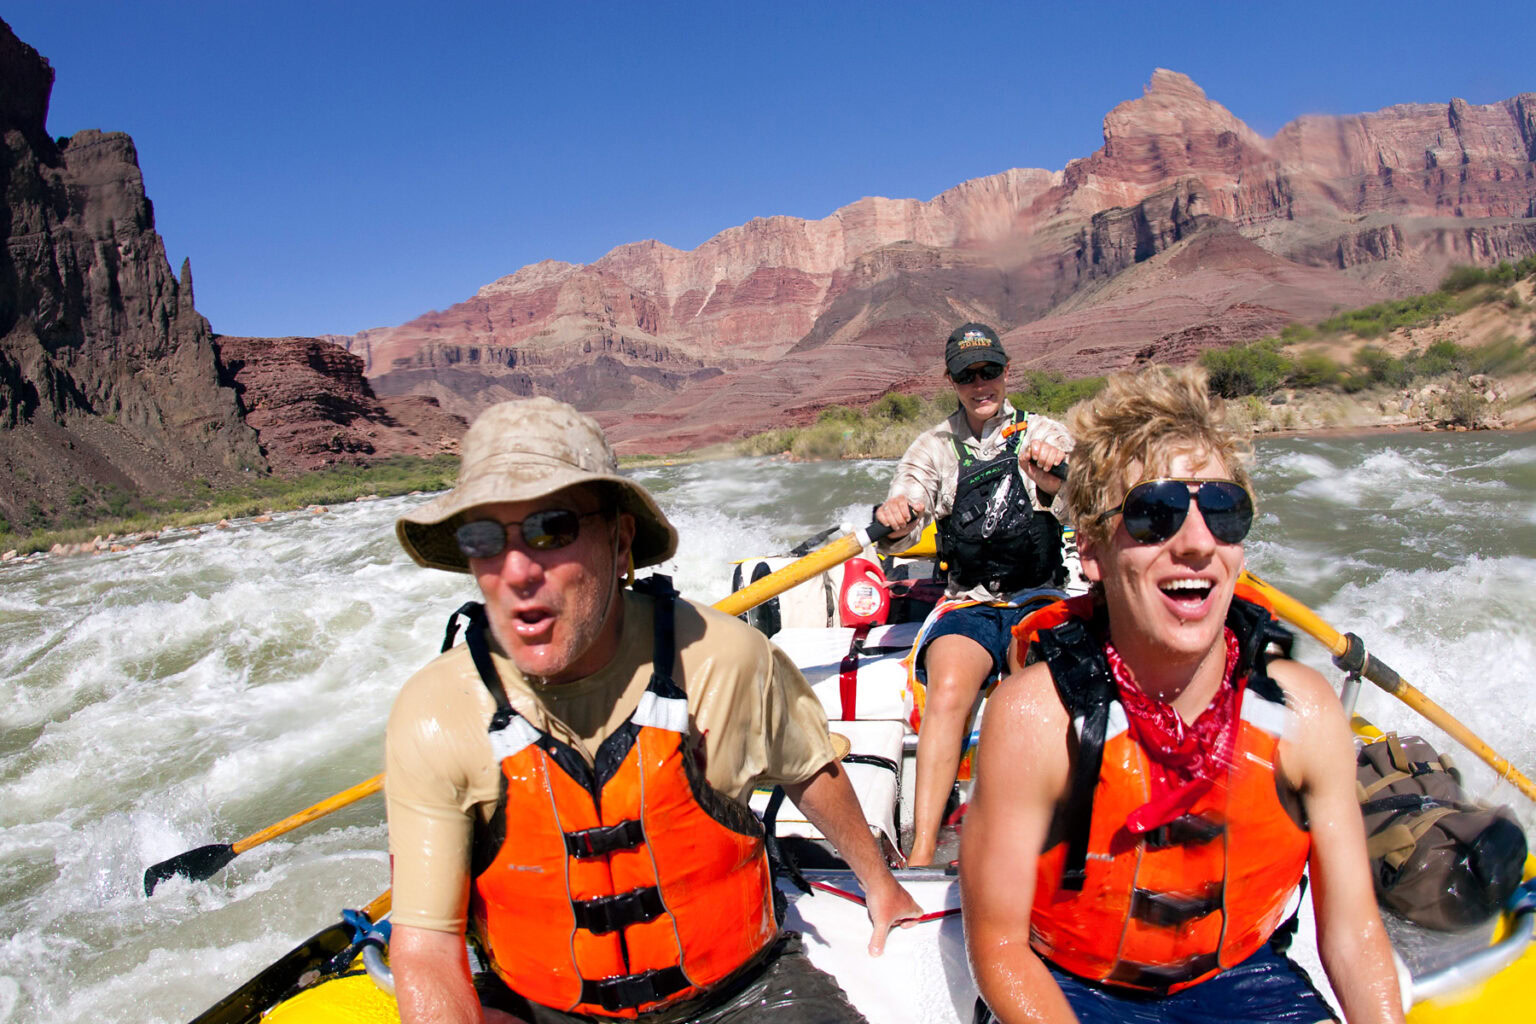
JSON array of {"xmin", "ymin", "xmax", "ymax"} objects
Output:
[
  {"xmin": 977, "ymin": 942, "xmax": 1338, "ymax": 1024},
  {"xmin": 917, "ymin": 603, "xmax": 1033, "ymax": 680}
]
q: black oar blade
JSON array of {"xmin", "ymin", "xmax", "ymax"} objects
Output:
[{"xmin": 144, "ymin": 843, "xmax": 238, "ymax": 895}]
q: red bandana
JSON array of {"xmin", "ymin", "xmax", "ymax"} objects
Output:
[{"xmin": 1104, "ymin": 628, "xmax": 1244, "ymax": 835}]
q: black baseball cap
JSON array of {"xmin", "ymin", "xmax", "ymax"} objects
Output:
[{"xmin": 944, "ymin": 322, "xmax": 1008, "ymax": 377}]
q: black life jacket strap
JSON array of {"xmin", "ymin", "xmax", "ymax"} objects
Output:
[
  {"xmin": 564, "ymin": 819, "xmax": 646, "ymax": 859},
  {"xmin": 579, "ymin": 965, "xmax": 691, "ymax": 1014},
  {"xmin": 571, "ymin": 885, "xmax": 667, "ymax": 935},
  {"xmin": 1033, "ymin": 615, "xmax": 1114, "ymax": 892},
  {"xmin": 632, "ymin": 574, "xmax": 685, "ymax": 701},
  {"xmin": 448, "ymin": 602, "xmax": 516, "ymax": 731},
  {"xmin": 441, "ymin": 601, "xmax": 484, "ymax": 653}
]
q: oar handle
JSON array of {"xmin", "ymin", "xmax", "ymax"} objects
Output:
[
  {"xmin": 1242, "ymin": 571, "xmax": 1536, "ymax": 805},
  {"xmin": 232, "ymin": 774, "xmax": 384, "ymax": 853}
]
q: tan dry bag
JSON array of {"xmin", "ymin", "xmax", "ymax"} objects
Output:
[{"xmin": 1356, "ymin": 732, "xmax": 1526, "ymax": 930}]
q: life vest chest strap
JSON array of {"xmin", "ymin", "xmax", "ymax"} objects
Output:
[
  {"xmin": 1105, "ymin": 952, "xmax": 1222, "ymax": 995},
  {"xmin": 564, "ymin": 819, "xmax": 647, "ymax": 859},
  {"xmin": 571, "ymin": 885, "xmax": 667, "ymax": 935},
  {"xmin": 1129, "ymin": 884, "xmax": 1223, "ymax": 928},
  {"xmin": 1140, "ymin": 813, "xmax": 1225, "ymax": 849},
  {"xmin": 580, "ymin": 965, "xmax": 691, "ymax": 1013}
]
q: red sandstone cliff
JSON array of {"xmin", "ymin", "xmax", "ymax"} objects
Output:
[
  {"xmin": 216, "ymin": 336, "xmax": 465, "ymax": 473},
  {"xmin": 342, "ymin": 70, "xmax": 1536, "ymax": 451}
]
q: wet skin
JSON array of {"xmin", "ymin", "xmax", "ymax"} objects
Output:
[{"xmin": 465, "ymin": 486, "xmax": 636, "ymax": 685}]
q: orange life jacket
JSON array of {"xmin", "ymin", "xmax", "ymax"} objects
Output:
[
  {"xmin": 454, "ymin": 578, "xmax": 777, "ymax": 1017},
  {"xmin": 1015, "ymin": 591, "xmax": 1312, "ymax": 993}
]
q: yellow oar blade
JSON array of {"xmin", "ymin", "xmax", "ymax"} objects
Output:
[{"xmin": 1242, "ymin": 570, "xmax": 1536, "ymax": 805}]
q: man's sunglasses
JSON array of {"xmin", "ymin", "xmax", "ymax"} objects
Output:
[
  {"xmin": 455, "ymin": 509, "xmax": 606, "ymax": 559},
  {"xmin": 1094, "ymin": 479, "xmax": 1254, "ymax": 545},
  {"xmin": 951, "ymin": 363, "xmax": 1006, "ymax": 385}
]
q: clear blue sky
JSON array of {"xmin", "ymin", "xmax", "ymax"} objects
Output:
[{"xmin": 7, "ymin": 2, "xmax": 1531, "ymax": 339}]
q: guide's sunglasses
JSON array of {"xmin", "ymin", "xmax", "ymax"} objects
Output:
[
  {"xmin": 455, "ymin": 509, "xmax": 606, "ymax": 559},
  {"xmin": 950, "ymin": 363, "xmax": 1006, "ymax": 385},
  {"xmin": 1094, "ymin": 479, "xmax": 1254, "ymax": 545}
]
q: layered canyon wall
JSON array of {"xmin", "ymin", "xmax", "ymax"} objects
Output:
[{"xmin": 343, "ymin": 70, "xmax": 1536, "ymax": 451}]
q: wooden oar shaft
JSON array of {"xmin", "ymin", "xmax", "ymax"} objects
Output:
[
  {"xmin": 1242, "ymin": 571, "xmax": 1536, "ymax": 804},
  {"xmin": 231, "ymin": 774, "xmax": 383, "ymax": 853}
]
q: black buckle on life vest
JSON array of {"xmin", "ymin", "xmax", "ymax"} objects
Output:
[
  {"xmin": 571, "ymin": 885, "xmax": 667, "ymax": 935},
  {"xmin": 580, "ymin": 965, "xmax": 691, "ymax": 1012},
  {"xmin": 563, "ymin": 819, "xmax": 646, "ymax": 859},
  {"xmin": 1141, "ymin": 814, "xmax": 1225, "ymax": 849},
  {"xmin": 1104, "ymin": 952, "xmax": 1222, "ymax": 994},
  {"xmin": 1129, "ymin": 885, "xmax": 1223, "ymax": 928}
]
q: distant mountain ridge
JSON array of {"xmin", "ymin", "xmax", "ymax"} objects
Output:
[{"xmin": 338, "ymin": 69, "xmax": 1536, "ymax": 451}]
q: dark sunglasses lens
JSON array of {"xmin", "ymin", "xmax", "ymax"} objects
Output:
[
  {"xmin": 456, "ymin": 520, "xmax": 508, "ymax": 559},
  {"xmin": 1196, "ymin": 482, "xmax": 1253, "ymax": 544},
  {"xmin": 954, "ymin": 363, "xmax": 1004, "ymax": 384},
  {"xmin": 521, "ymin": 509, "xmax": 582, "ymax": 550},
  {"xmin": 1121, "ymin": 480, "xmax": 1192, "ymax": 544}
]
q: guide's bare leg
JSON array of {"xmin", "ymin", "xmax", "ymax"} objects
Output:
[{"xmin": 907, "ymin": 634, "xmax": 993, "ymax": 866}]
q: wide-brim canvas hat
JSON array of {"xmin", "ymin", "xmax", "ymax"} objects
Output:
[{"xmin": 397, "ymin": 397, "xmax": 678, "ymax": 573}]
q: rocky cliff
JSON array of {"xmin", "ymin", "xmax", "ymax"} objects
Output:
[
  {"xmin": 0, "ymin": 18, "xmax": 264, "ymax": 529},
  {"xmin": 344, "ymin": 69, "xmax": 1536, "ymax": 451},
  {"xmin": 216, "ymin": 335, "xmax": 465, "ymax": 473}
]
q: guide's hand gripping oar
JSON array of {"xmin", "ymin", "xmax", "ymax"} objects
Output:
[
  {"xmin": 1240, "ymin": 570, "xmax": 1536, "ymax": 805},
  {"xmin": 143, "ymin": 774, "xmax": 384, "ymax": 895}
]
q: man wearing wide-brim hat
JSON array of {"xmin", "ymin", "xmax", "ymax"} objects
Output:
[{"xmin": 387, "ymin": 397, "xmax": 919, "ymax": 1024}]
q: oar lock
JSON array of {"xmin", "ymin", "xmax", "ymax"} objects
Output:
[{"xmin": 1332, "ymin": 631, "xmax": 1404, "ymax": 695}]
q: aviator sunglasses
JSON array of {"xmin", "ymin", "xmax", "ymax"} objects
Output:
[
  {"xmin": 950, "ymin": 363, "xmax": 1006, "ymax": 385},
  {"xmin": 455, "ymin": 509, "xmax": 606, "ymax": 559},
  {"xmin": 1095, "ymin": 479, "xmax": 1254, "ymax": 545}
]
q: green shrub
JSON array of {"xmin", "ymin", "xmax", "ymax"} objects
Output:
[
  {"xmin": 1009, "ymin": 372, "xmax": 1107, "ymax": 414},
  {"xmin": 870, "ymin": 392, "xmax": 923, "ymax": 422},
  {"xmin": 1439, "ymin": 385, "xmax": 1488, "ymax": 427},
  {"xmin": 1410, "ymin": 340, "xmax": 1466, "ymax": 377},
  {"xmin": 738, "ymin": 428, "xmax": 799, "ymax": 456},
  {"xmin": 791, "ymin": 421, "xmax": 854, "ymax": 459},
  {"xmin": 1202, "ymin": 340, "xmax": 1291, "ymax": 398},
  {"xmin": 1442, "ymin": 265, "xmax": 1494, "ymax": 292},
  {"xmin": 816, "ymin": 405, "xmax": 860, "ymax": 424},
  {"xmin": 1287, "ymin": 351, "xmax": 1343, "ymax": 388},
  {"xmin": 1466, "ymin": 335, "xmax": 1533, "ymax": 375}
]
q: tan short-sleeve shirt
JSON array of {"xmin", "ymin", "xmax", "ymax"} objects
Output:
[{"xmin": 384, "ymin": 588, "xmax": 837, "ymax": 933}]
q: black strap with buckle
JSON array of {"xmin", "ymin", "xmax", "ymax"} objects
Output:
[
  {"xmin": 579, "ymin": 966, "xmax": 691, "ymax": 1012},
  {"xmin": 564, "ymin": 819, "xmax": 646, "ymax": 859},
  {"xmin": 1129, "ymin": 886, "xmax": 1223, "ymax": 928},
  {"xmin": 571, "ymin": 886, "xmax": 666, "ymax": 935},
  {"xmin": 1141, "ymin": 814, "xmax": 1225, "ymax": 849}
]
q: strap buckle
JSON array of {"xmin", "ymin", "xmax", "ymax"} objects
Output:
[
  {"xmin": 572, "ymin": 886, "xmax": 666, "ymax": 935},
  {"xmin": 563, "ymin": 819, "xmax": 645, "ymax": 859}
]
